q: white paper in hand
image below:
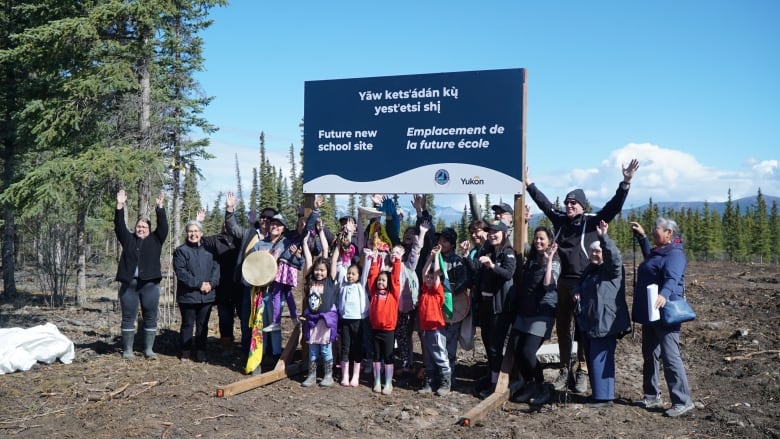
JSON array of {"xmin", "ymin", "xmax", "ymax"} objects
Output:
[{"xmin": 647, "ymin": 284, "xmax": 660, "ymax": 322}]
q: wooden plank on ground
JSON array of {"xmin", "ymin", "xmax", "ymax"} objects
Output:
[
  {"xmin": 216, "ymin": 324, "xmax": 303, "ymax": 397},
  {"xmin": 458, "ymin": 351, "xmax": 519, "ymax": 426}
]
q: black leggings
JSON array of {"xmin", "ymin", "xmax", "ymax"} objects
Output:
[
  {"xmin": 373, "ymin": 330, "xmax": 395, "ymax": 364},
  {"xmin": 511, "ymin": 330, "xmax": 545, "ymax": 384},
  {"xmin": 479, "ymin": 300, "xmax": 513, "ymax": 374},
  {"xmin": 340, "ymin": 318, "xmax": 365, "ymax": 363}
]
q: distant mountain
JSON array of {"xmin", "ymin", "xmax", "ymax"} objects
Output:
[
  {"xmin": 621, "ymin": 195, "xmax": 780, "ymax": 217},
  {"xmin": 527, "ymin": 194, "xmax": 779, "ymax": 225}
]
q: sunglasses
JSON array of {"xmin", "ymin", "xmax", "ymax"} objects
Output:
[{"xmin": 564, "ymin": 200, "xmax": 578, "ymax": 206}]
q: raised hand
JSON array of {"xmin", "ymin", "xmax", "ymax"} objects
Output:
[
  {"xmin": 314, "ymin": 195, "xmax": 323, "ymax": 210},
  {"xmin": 156, "ymin": 190, "xmax": 165, "ymax": 208},
  {"xmin": 419, "ymin": 219, "xmax": 430, "ymax": 236},
  {"xmin": 196, "ymin": 208, "xmax": 206, "ymax": 223},
  {"xmin": 116, "ymin": 189, "xmax": 127, "ymax": 207},
  {"xmin": 412, "ymin": 194, "xmax": 423, "ymax": 214},
  {"xmin": 596, "ymin": 220, "xmax": 608, "ymax": 236},
  {"xmin": 459, "ymin": 240, "xmax": 472, "ymax": 256},
  {"xmin": 629, "ymin": 221, "xmax": 645, "ymax": 238},
  {"xmin": 622, "ymin": 159, "xmax": 640, "ymax": 183},
  {"xmin": 225, "ymin": 192, "xmax": 236, "ymax": 211}
]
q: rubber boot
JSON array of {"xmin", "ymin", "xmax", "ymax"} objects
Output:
[
  {"xmin": 121, "ymin": 330, "xmax": 135, "ymax": 360},
  {"xmin": 350, "ymin": 361, "xmax": 361, "ymax": 387},
  {"xmin": 418, "ymin": 375, "xmax": 433, "ymax": 394},
  {"xmin": 382, "ymin": 364, "xmax": 394, "ymax": 395},
  {"xmin": 339, "ymin": 361, "xmax": 350, "ymax": 386},
  {"xmin": 143, "ymin": 330, "xmax": 157, "ymax": 360},
  {"xmin": 320, "ymin": 361, "xmax": 334, "ymax": 387},
  {"xmin": 436, "ymin": 371, "xmax": 451, "ymax": 397},
  {"xmin": 372, "ymin": 362, "xmax": 382, "ymax": 393},
  {"xmin": 302, "ymin": 361, "xmax": 318, "ymax": 387}
]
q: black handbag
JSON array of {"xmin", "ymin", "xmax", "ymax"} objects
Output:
[{"xmin": 661, "ymin": 298, "xmax": 696, "ymax": 325}]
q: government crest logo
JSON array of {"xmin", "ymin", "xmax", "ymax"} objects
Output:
[{"xmin": 434, "ymin": 169, "xmax": 450, "ymax": 186}]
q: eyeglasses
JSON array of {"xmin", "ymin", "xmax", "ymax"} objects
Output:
[
  {"xmin": 136, "ymin": 224, "xmax": 149, "ymax": 229},
  {"xmin": 186, "ymin": 229, "xmax": 201, "ymax": 234},
  {"xmin": 564, "ymin": 200, "xmax": 578, "ymax": 206}
]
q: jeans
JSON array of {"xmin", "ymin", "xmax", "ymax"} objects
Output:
[
  {"xmin": 309, "ymin": 343, "xmax": 333, "ymax": 363},
  {"xmin": 179, "ymin": 302, "xmax": 213, "ymax": 351},
  {"xmin": 641, "ymin": 323, "xmax": 692, "ymax": 406},
  {"xmin": 422, "ymin": 329, "xmax": 450, "ymax": 378},
  {"xmin": 119, "ymin": 279, "xmax": 160, "ymax": 331}
]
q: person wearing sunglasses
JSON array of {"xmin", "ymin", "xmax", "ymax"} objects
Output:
[{"xmin": 524, "ymin": 159, "xmax": 639, "ymax": 395}]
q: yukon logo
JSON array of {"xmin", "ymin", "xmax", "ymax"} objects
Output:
[
  {"xmin": 434, "ymin": 169, "xmax": 450, "ymax": 185},
  {"xmin": 461, "ymin": 176, "xmax": 485, "ymax": 185}
]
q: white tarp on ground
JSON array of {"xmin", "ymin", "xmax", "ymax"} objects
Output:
[{"xmin": 0, "ymin": 322, "xmax": 75, "ymax": 374}]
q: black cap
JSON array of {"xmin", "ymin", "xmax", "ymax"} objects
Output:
[
  {"xmin": 484, "ymin": 221, "xmax": 508, "ymax": 234},
  {"xmin": 436, "ymin": 227, "xmax": 458, "ymax": 246},
  {"xmin": 564, "ymin": 189, "xmax": 588, "ymax": 208},
  {"xmin": 491, "ymin": 202, "xmax": 513, "ymax": 215}
]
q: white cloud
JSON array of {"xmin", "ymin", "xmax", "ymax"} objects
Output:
[{"xmin": 531, "ymin": 143, "xmax": 779, "ymax": 209}]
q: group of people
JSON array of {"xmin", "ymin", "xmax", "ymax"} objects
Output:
[{"xmin": 112, "ymin": 156, "xmax": 695, "ymax": 417}]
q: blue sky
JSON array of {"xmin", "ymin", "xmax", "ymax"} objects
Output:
[{"xmin": 194, "ymin": 0, "xmax": 779, "ymax": 216}]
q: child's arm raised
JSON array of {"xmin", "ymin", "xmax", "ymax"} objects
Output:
[
  {"xmin": 330, "ymin": 244, "xmax": 340, "ymax": 281},
  {"xmin": 303, "ymin": 230, "xmax": 313, "ymax": 273}
]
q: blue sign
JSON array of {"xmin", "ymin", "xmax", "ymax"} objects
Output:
[{"xmin": 303, "ymin": 68, "xmax": 525, "ymax": 194}]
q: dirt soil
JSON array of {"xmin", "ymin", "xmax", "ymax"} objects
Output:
[{"xmin": 1, "ymin": 261, "xmax": 779, "ymax": 439}]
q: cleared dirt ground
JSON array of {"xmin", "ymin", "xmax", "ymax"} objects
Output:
[{"xmin": 1, "ymin": 261, "xmax": 779, "ymax": 438}]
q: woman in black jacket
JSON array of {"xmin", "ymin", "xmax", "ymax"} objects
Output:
[
  {"xmin": 510, "ymin": 226, "xmax": 560, "ymax": 405},
  {"xmin": 474, "ymin": 221, "xmax": 517, "ymax": 395},
  {"xmin": 114, "ymin": 189, "xmax": 168, "ymax": 360},
  {"xmin": 173, "ymin": 220, "xmax": 220, "ymax": 362}
]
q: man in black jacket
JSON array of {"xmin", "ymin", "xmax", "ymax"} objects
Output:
[{"xmin": 525, "ymin": 159, "xmax": 639, "ymax": 393}]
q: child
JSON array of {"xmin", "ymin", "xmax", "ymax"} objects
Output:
[
  {"xmin": 366, "ymin": 246, "xmax": 402, "ymax": 395},
  {"xmin": 300, "ymin": 225, "xmax": 339, "ymax": 387},
  {"xmin": 417, "ymin": 245, "xmax": 451, "ymax": 396},
  {"xmin": 334, "ymin": 242, "xmax": 370, "ymax": 387}
]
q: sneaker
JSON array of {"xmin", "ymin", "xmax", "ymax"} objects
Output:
[
  {"xmin": 552, "ymin": 368, "xmax": 569, "ymax": 391},
  {"xmin": 665, "ymin": 401, "xmax": 694, "ymax": 417},
  {"xmin": 529, "ymin": 383, "xmax": 551, "ymax": 406},
  {"xmin": 262, "ymin": 323, "xmax": 281, "ymax": 332},
  {"xmin": 634, "ymin": 395, "xmax": 664, "ymax": 409},
  {"xmin": 573, "ymin": 369, "xmax": 588, "ymax": 393},
  {"xmin": 180, "ymin": 350, "xmax": 191, "ymax": 362}
]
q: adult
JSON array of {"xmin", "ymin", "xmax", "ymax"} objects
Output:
[
  {"xmin": 631, "ymin": 218, "xmax": 695, "ymax": 417},
  {"xmin": 474, "ymin": 221, "xmax": 516, "ymax": 395},
  {"xmin": 197, "ymin": 209, "xmax": 242, "ymax": 356},
  {"xmin": 525, "ymin": 159, "xmax": 639, "ymax": 393},
  {"xmin": 435, "ymin": 227, "xmax": 471, "ymax": 386},
  {"xmin": 490, "ymin": 202, "xmax": 514, "ymax": 244},
  {"xmin": 510, "ymin": 227, "xmax": 560, "ymax": 406},
  {"xmin": 173, "ymin": 220, "xmax": 220, "ymax": 362},
  {"xmin": 575, "ymin": 220, "xmax": 631, "ymax": 408},
  {"xmin": 114, "ymin": 189, "xmax": 168, "ymax": 360},
  {"xmin": 224, "ymin": 192, "xmax": 295, "ymax": 368}
]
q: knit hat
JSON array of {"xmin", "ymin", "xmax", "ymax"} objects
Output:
[
  {"xmin": 269, "ymin": 213, "xmax": 288, "ymax": 229},
  {"xmin": 564, "ymin": 189, "xmax": 588, "ymax": 208}
]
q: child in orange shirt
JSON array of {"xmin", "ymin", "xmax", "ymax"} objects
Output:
[
  {"xmin": 417, "ymin": 245, "xmax": 451, "ymax": 396},
  {"xmin": 366, "ymin": 246, "xmax": 402, "ymax": 395}
]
